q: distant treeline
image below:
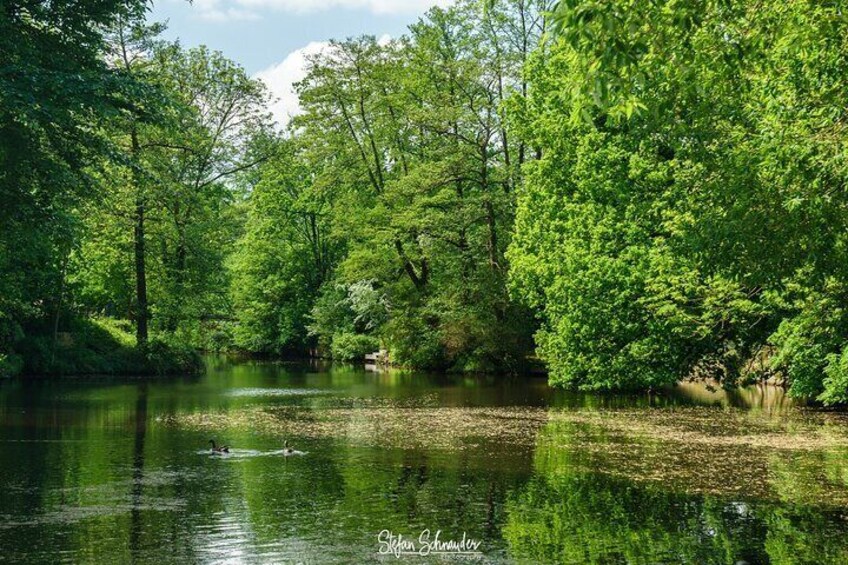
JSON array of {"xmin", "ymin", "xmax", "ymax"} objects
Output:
[{"xmin": 3, "ymin": 1, "xmax": 848, "ymax": 403}]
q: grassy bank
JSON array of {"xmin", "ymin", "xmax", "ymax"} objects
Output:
[{"xmin": 1, "ymin": 317, "xmax": 202, "ymax": 378}]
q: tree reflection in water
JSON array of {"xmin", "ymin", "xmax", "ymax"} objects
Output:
[{"xmin": 0, "ymin": 361, "xmax": 847, "ymax": 563}]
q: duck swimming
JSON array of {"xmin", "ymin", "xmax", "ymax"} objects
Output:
[{"xmin": 209, "ymin": 439, "xmax": 230, "ymax": 453}]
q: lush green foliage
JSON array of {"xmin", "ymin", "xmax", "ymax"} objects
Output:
[
  {"xmin": 74, "ymin": 35, "xmax": 271, "ymax": 342},
  {"xmin": 14, "ymin": 317, "xmax": 200, "ymax": 376},
  {"xmin": 229, "ymin": 138, "xmax": 338, "ymax": 353},
  {"xmin": 1, "ymin": 0, "xmax": 152, "ymax": 373},
  {"xmin": 508, "ymin": 0, "xmax": 848, "ymax": 400},
  {"xmin": 0, "ymin": 2, "xmax": 266, "ymax": 374},
  {"xmin": 255, "ymin": 0, "xmax": 548, "ymax": 371},
  {"xmin": 222, "ymin": 1, "xmax": 548, "ymax": 371},
  {"xmin": 5, "ymin": 0, "xmax": 848, "ymax": 403}
]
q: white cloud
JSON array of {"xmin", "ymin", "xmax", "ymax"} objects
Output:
[
  {"xmin": 199, "ymin": 8, "xmax": 261, "ymax": 21},
  {"xmin": 193, "ymin": 0, "xmax": 261, "ymax": 21},
  {"xmin": 255, "ymin": 41, "xmax": 331, "ymax": 127},
  {"xmin": 256, "ymin": 34, "xmax": 400, "ymax": 127},
  {"xmin": 193, "ymin": 0, "xmax": 452, "ymax": 20}
]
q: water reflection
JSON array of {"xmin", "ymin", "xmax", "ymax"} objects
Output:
[
  {"xmin": 0, "ymin": 360, "xmax": 846, "ymax": 563},
  {"xmin": 129, "ymin": 382, "xmax": 148, "ymax": 561},
  {"xmin": 504, "ymin": 471, "xmax": 848, "ymax": 563},
  {"xmin": 674, "ymin": 379, "xmax": 801, "ymax": 412}
]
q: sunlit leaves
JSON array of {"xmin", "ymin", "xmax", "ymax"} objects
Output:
[{"xmin": 509, "ymin": 0, "xmax": 848, "ymax": 400}]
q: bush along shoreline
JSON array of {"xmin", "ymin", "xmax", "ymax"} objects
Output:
[{"xmin": 1, "ymin": 318, "xmax": 202, "ymax": 378}]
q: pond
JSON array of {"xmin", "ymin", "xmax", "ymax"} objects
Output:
[{"xmin": 1, "ymin": 357, "xmax": 847, "ymax": 563}]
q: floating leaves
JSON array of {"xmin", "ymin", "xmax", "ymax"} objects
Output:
[
  {"xmin": 160, "ymin": 401, "xmax": 549, "ymax": 452},
  {"xmin": 159, "ymin": 396, "xmax": 848, "ymax": 506}
]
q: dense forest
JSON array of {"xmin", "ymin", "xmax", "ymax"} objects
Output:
[{"xmin": 3, "ymin": 0, "xmax": 848, "ymax": 404}]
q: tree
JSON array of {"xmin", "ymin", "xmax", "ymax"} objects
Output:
[
  {"xmin": 0, "ymin": 0, "xmax": 152, "ymax": 372},
  {"xmin": 508, "ymin": 0, "xmax": 848, "ymax": 400},
  {"xmin": 73, "ymin": 33, "xmax": 271, "ymax": 346},
  {"xmin": 229, "ymin": 137, "xmax": 340, "ymax": 353},
  {"xmin": 283, "ymin": 1, "xmax": 548, "ymax": 370}
]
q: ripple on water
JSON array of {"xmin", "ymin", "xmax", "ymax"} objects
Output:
[
  {"xmin": 265, "ymin": 449, "xmax": 307, "ymax": 457},
  {"xmin": 0, "ymin": 499, "xmax": 187, "ymax": 529},
  {"xmin": 226, "ymin": 388, "xmax": 334, "ymax": 398},
  {"xmin": 195, "ymin": 448, "xmax": 308, "ymax": 460},
  {"xmin": 195, "ymin": 448, "xmax": 265, "ymax": 459}
]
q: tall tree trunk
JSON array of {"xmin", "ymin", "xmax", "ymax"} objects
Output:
[
  {"xmin": 518, "ymin": 0, "xmax": 529, "ymax": 168},
  {"xmin": 50, "ymin": 252, "xmax": 68, "ymax": 367},
  {"xmin": 132, "ymin": 127, "xmax": 149, "ymax": 347},
  {"xmin": 481, "ymin": 141, "xmax": 500, "ymax": 271},
  {"xmin": 120, "ymin": 23, "xmax": 149, "ymax": 348},
  {"xmin": 485, "ymin": 199, "xmax": 499, "ymax": 271}
]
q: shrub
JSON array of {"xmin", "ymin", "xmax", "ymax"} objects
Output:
[
  {"xmin": 330, "ymin": 332, "xmax": 380, "ymax": 361},
  {"xmin": 14, "ymin": 316, "xmax": 202, "ymax": 376},
  {"xmin": 0, "ymin": 353, "xmax": 23, "ymax": 378}
]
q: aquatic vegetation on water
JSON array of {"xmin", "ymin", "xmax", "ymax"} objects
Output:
[
  {"xmin": 160, "ymin": 402, "xmax": 549, "ymax": 451},
  {"xmin": 161, "ymin": 401, "xmax": 848, "ymax": 506},
  {"xmin": 225, "ymin": 388, "xmax": 335, "ymax": 398},
  {"xmin": 3, "ymin": 363, "xmax": 848, "ymax": 564},
  {"xmin": 539, "ymin": 407, "xmax": 848, "ymax": 506}
]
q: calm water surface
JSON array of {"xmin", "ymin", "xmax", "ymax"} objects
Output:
[{"xmin": 1, "ymin": 357, "xmax": 847, "ymax": 563}]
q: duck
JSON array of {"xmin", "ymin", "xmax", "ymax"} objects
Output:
[
  {"xmin": 282, "ymin": 440, "xmax": 294, "ymax": 456},
  {"xmin": 209, "ymin": 439, "xmax": 230, "ymax": 453}
]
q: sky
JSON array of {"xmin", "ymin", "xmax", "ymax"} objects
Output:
[{"xmin": 150, "ymin": 0, "xmax": 452, "ymax": 125}]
